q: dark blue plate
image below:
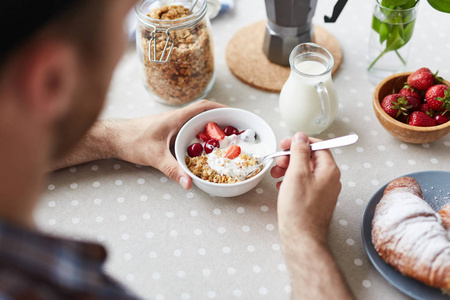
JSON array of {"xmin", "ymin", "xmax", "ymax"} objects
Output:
[{"xmin": 361, "ymin": 171, "xmax": 450, "ymax": 300}]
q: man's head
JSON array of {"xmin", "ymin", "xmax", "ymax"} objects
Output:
[{"xmin": 0, "ymin": 0, "xmax": 135, "ymax": 159}]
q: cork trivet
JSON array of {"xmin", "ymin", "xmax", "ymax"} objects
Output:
[{"xmin": 226, "ymin": 20, "xmax": 343, "ymax": 93}]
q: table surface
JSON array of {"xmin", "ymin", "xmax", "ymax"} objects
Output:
[{"xmin": 37, "ymin": 1, "xmax": 450, "ymax": 299}]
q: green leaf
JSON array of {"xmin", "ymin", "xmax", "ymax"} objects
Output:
[
  {"xmin": 402, "ymin": 20, "xmax": 416, "ymax": 44},
  {"xmin": 427, "ymin": 0, "xmax": 450, "ymax": 13},
  {"xmin": 379, "ymin": 22, "xmax": 390, "ymax": 43},
  {"xmin": 382, "ymin": 0, "xmax": 411, "ymax": 6},
  {"xmin": 372, "ymin": 15, "xmax": 381, "ymax": 33},
  {"xmin": 385, "ymin": 25, "xmax": 406, "ymax": 51}
]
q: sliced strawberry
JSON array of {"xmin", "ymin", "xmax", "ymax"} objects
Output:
[
  {"xmin": 196, "ymin": 132, "xmax": 210, "ymax": 143},
  {"xmin": 205, "ymin": 122, "xmax": 226, "ymax": 141},
  {"xmin": 225, "ymin": 145, "xmax": 241, "ymax": 159}
]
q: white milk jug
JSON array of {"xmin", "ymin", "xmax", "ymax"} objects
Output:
[{"xmin": 279, "ymin": 43, "xmax": 338, "ymax": 136}]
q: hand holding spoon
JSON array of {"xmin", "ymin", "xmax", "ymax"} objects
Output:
[{"xmin": 248, "ymin": 134, "xmax": 358, "ymax": 177}]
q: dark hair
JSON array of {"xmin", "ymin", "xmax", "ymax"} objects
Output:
[{"xmin": 0, "ymin": 0, "xmax": 105, "ymax": 67}]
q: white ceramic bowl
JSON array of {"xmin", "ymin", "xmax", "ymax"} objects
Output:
[{"xmin": 175, "ymin": 108, "xmax": 277, "ymax": 197}]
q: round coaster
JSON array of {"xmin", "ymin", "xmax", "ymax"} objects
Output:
[{"xmin": 226, "ymin": 20, "xmax": 343, "ymax": 93}]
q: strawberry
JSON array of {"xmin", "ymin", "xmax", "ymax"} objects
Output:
[
  {"xmin": 407, "ymin": 68, "xmax": 436, "ymax": 91},
  {"xmin": 225, "ymin": 145, "xmax": 241, "ymax": 159},
  {"xmin": 435, "ymin": 113, "xmax": 449, "ymax": 125},
  {"xmin": 196, "ymin": 132, "xmax": 210, "ymax": 143},
  {"xmin": 397, "ymin": 113, "xmax": 409, "ymax": 124},
  {"xmin": 425, "ymin": 84, "xmax": 450, "ymax": 112},
  {"xmin": 404, "ymin": 95, "xmax": 421, "ymax": 111},
  {"xmin": 408, "ymin": 111, "xmax": 437, "ymax": 127},
  {"xmin": 205, "ymin": 122, "xmax": 226, "ymax": 141},
  {"xmin": 419, "ymin": 103, "xmax": 435, "ymax": 118},
  {"xmin": 381, "ymin": 94, "xmax": 409, "ymax": 119},
  {"xmin": 399, "ymin": 86, "xmax": 422, "ymax": 103}
]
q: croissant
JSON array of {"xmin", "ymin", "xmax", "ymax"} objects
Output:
[
  {"xmin": 372, "ymin": 177, "xmax": 450, "ymax": 289},
  {"xmin": 439, "ymin": 203, "xmax": 450, "ymax": 229}
]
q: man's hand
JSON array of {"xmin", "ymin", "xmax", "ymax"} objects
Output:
[
  {"xmin": 52, "ymin": 100, "xmax": 226, "ymax": 190},
  {"xmin": 271, "ymin": 132, "xmax": 341, "ymax": 241},
  {"xmin": 271, "ymin": 132, "xmax": 353, "ymax": 300}
]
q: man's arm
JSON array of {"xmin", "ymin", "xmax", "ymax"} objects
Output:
[
  {"xmin": 52, "ymin": 100, "xmax": 226, "ymax": 190},
  {"xmin": 52, "ymin": 120, "xmax": 119, "ymax": 170},
  {"xmin": 271, "ymin": 132, "xmax": 354, "ymax": 299}
]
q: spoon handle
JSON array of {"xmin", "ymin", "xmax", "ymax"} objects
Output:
[
  {"xmin": 310, "ymin": 134, "xmax": 359, "ymax": 151},
  {"xmin": 259, "ymin": 134, "xmax": 359, "ymax": 164}
]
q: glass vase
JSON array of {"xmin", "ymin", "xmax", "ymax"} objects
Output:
[{"xmin": 367, "ymin": 0, "xmax": 418, "ymax": 84}]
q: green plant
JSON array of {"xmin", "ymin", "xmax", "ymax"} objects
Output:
[{"xmin": 368, "ymin": 0, "xmax": 450, "ymax": 71}]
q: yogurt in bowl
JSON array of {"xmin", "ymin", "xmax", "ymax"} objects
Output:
[{"xmin": 174, "ymin": 108, "xmax": 276, "ymax": 197}]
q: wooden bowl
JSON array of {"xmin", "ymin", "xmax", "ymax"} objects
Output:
[{"xmin": 373, "ymin": 72, "xmax": 450, "ymax": 144}]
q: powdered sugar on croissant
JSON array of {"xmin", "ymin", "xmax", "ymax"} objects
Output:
[{"xmin": 372, "ymin": 177, "xmax": 450, "ymax": 289}]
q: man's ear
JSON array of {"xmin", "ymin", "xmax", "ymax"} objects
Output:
[{"xmin": 13, "ymin": 39, "xmax": 78, "ymax": 122}]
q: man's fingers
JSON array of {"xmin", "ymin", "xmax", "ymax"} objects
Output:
[
  {"xmin": 286, "ymin": 132, "xmax": 312, "ymax": 177},
  {"xmin": 270, "ymin": 165, "xmax": 286, "ymax": 178},
  {"xmin": 279, "ymin": 137, "xmax": 292, "ymax": 150},
  {"xmin": 275, "ymin": 155, "xmax": 290, "ymax": 169},
  {"xmin": 312, "ymin": 149, "xmax": 340, "ymax": 182},
  {"xmin": 159, "ymin": 155, "xmax": 193, "ymax": 190}
]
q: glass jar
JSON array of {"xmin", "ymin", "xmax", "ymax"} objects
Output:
[{"xmin": 136, "ymin": 0, "xmax": 215, "ymax": 106}]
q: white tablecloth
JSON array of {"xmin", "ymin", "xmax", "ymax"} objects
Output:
[{"xmin": 37, "ymin": 1, "xmax": 450, "ymax": 299}]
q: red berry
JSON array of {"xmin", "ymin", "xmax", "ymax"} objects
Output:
[
  {"xmin": 225, "ymin": 145, "xmax": 241, "ymax": 159},
  {"xmin": 435, "ymin": 114, "xmax": 449, "ymax": 125},
  {"xmin": 223, "ymin": 126, "xmax": 239, "ymax": 136},
  {"xmin": 196, "ymin": 132, "xmax": 210, "ymax": 143},
  {"xmin": 204, "ymin": 139, "xmax": 220, "ymax": 154},
  {"xmin": 404, "ymin": 95, "xmax": 421, "ymax": 111},
  {"xmin": 187, "ymin": 143, "xmax": 203, "ymax": 157},
  {"xmin": 381, "ymin": 94, "xmax": 405, "ymax": 119},
  {"xmin": 425, "ymin": 84, "xmax": 450, "ymax": 112},
  {"xmin": 419, "ymin": 103, "xmax": 435, "ymax": 118},
  {"xmin": 397, "ymin": 113, "xmax": 408, "ymax": 124},
  {"xmin": 407, "ymin": 68, "xmax": 435, "ymax": 91},
  {"xmin": 205, "ymin": 122, "xmax": 226, "ymax": 141},
  {"xmin": 399, "ymin": 86, "xmax": 422, "ymax": 103},
  {"xmin": 408, "ymin": 111, "xmax": 437, "ymax": 127}
]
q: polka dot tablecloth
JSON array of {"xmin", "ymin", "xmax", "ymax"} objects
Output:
[{"xmin": 37, "ymin": 1, "xmax": 450, "ymax": 299}]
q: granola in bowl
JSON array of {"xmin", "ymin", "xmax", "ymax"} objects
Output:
[
  {"xmin": 137, "ymin": 3, "xmax": 215, "ymax": 106},
  {"xmin": 186, "ymin": 149, "xmax": 263, "ymax": 184}
]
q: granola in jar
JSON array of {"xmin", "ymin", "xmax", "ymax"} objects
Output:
[{"xmin": 136, "ymin": 1, "xmax": 215, "ymax": 106}]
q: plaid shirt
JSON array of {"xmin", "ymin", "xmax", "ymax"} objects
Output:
[{"xmin": 0, "ymin": 218, "xmax": 141, "ymax": 300}]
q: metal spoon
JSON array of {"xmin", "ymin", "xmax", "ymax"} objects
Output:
[{"xmin": 256, "ymin": 134, "xmax": 359, "ymax": 166}]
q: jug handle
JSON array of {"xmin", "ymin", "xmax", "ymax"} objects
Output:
[
  {"xmin": 324, "ymin": 0, "xmax": 348, "ymax": 23},
  {"xmin": 314, "ymin": 82, "xmax": 331, "ymax": 128}
]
